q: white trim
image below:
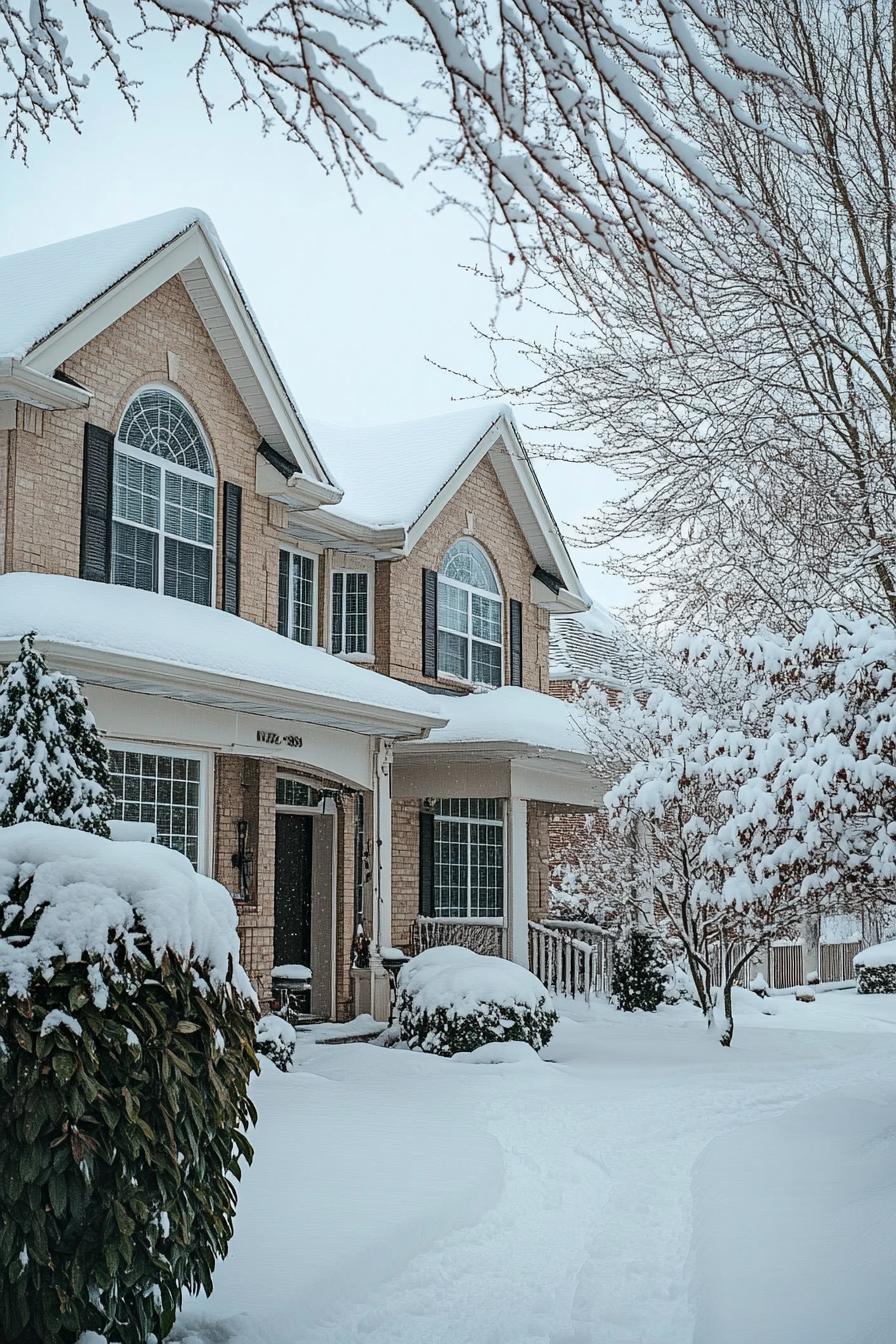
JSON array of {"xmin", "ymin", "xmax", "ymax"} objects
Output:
[
  {"xmin": 329, "ymin": 564, "xmax": 374, "ymax": 657},
  {"xmin": 436, "ymin": 542, "xmax": 504, "ymax": 687},
  {"xmin": 104, "ymin": 737, "xmax": 213, "ymax": 875},
  {"xmin": 280, "ymin": 545, "xmax": 319, "ymax": 646},
  {"xmin": 0, "ymin": 358, "xmax": 91, "ymax": 410},
  {"xmin": 431, "ymin": 798, "xmax": 505, "ymax": 921},
  {"xmin": 112, "ymin": 387, "xmax": 218, "ymax": 609}
]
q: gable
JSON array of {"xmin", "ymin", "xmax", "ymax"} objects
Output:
[{"xmin": 0, "ymin": 210, "xmax": 339, "ymax": 501}]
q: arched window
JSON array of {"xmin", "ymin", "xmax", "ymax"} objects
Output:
[
  {"xmin": 112, "ymin": 388, "xmax": 216, "ymax": 606},
  {"xmin": 437, "ymin": 539, "xmax": 503, "ymax": 686}
]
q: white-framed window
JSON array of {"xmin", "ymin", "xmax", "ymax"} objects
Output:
[
  {"xmin": 437, "ymin": 539, "xmax": 503, "ymax": 687},
  {"xmin": 107, "ymin": 744, "xmax": 208, "ymax": 870},
  {"xmin": 433, "ymin": 798, "xmax": 504, "ymax": 918},
  {"xmin": 278, "ymin": 548, "xmax": 317, "ymax": 645},
  {"xmin": 331, "ymin": 569, "xmax": 371, "ymax": 655},
  {"xmin": 112, "ymin": 387, "xmax": 216, "ymax": 607}
]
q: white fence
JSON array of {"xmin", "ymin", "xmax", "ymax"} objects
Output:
[{"xmin": 529, "ymin": 921, "xmax": 614, "ymax": 1003}]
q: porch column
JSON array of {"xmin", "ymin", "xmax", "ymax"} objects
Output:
[
  {"xmin": 370, "ymin": 738, "xmax": 394, "ymax": 1020},
  {"xmin": 506, "ymin": 797, "xmax": 529, "ymax": 966}
]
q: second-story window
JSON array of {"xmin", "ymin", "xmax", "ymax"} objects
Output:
[
  {"xmin": 112, "ymin": 388, "xmax": 215, "ymax": 607},
  {"xmin": 437, "ymin": 539, "xmax": 503, "ymax": 687},
  {"xmin": 331, "ymin": 570, "xmax": 370, "ymax": 655},
  {"xmin": 278, "ymin": 549, "xmax": 317, "ymax": 644}
]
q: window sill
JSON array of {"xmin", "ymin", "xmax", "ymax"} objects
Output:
[
  {"xmin": 436, "ymin": 672, "xmax": 502, "ymax": 692},
  {"xmin": 334, "ymin": 651, "xmax": 375, "ymax": 665}
]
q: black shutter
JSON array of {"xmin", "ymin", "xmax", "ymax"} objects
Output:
[
  {"xmin": 79, "ymin": 422, "xmax": 114, "ymax": 583},
  {"xmin": 510, "ymin": 598, "xmax": 523, "ymax": 686},
  {"xmin": 222, "ymin": 482, "xmax": 242, "ymax": 614},
  {"xmin": 422, "ymin": 568, "xmax": 438, "ymax": 678},
  {"xmin": 419, "ymin": 810, "xmax": 435, "ymax": 915},
  {"xmin": 277, "ymin": 550, "xmax": 291, "ymax": 636}
]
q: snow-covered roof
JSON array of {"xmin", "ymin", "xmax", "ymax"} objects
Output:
[
  {"xmin": 401, "ymin": 686, "xmax": 592, "ymax": 757},
  {"xmin": 307, "ymin": 405, "xmax": 589, "ymax": 610},
  {"xmin": 0, "ymin": 208, "xmax": 203, "ymax": 360},
  {"xmin": 0, "ymin": 210, "xmax": 338, "ymax": 498},
  {"xmin": 309, "ymin": 404, "xmax": 514, "ymax": 530},
  {"xmin": 0, "ymin": 573, "xmax": 446, "ymax": 737},
  {"xmin": 550, "ymin": 605, "xmax": 635, "ymax": 688}
]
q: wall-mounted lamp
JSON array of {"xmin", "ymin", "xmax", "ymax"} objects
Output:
[{"xmin": 231, "ymin": 818, "xmax": 254, "ymax": 901}]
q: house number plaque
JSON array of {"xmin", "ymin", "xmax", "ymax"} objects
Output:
[{"xmin": 256, "ymin": 730, "xmax": 303, "ymax": 748}]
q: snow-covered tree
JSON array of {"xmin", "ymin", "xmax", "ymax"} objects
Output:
[
  {"xmin": 587, "ymin": 637, "xmax": 825, "ymax": 1045},
  {"xmin": 590, "ymin": 610, "xmax": 896, "ymax": 1042},
  {"xmin": 0, "ymin": 633, "xmax": 113, "ymax": 835},
  {"xmin": 0, "ymin": 1, "xmax": 799, "ymax": 286},
  {"xmin": 488, "ymin": 0, "xmax": 896, "ymax": 633}
]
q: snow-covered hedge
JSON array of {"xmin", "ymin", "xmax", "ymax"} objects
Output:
[
  {"xmin": 257, "ymin": 1013, "xmax": 297, "ymax": 1070},
  {"xmin": 397, "ymin": 947, "xmax": 557, "ymax": 1057},
  {"xmin": 855, "ymin": 942, "xmax": 896, "ymax": 994},
  {"xmin": 0, "ymin": 823, "xmax": 258, "ymax": 1344}
]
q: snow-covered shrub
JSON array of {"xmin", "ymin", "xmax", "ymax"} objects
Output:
[
  {"xmin": 613, "ymin": 927, "xmax": 666, "ymax": 1012},
  {"xmin": 256, "ymin": 1013, "xmax": 297, "ymax": 1070},
  {"xmin": 397, "ymin": 947, "xmax": 557, "ymax": 1057},
  {"xmin": 0, "ymin": 823, "xmax": 258, "ymax": 1344},
  {"xmin": 855, "ymin": 942, "xmax": 896, "ymax": 995},
  {"xmin": 0, "ymin": 633, "xmax": 113, "ymax": 835},
  {"xmin": 662, "ymin": 961, "xmax": 697, "ymax": 1005}
]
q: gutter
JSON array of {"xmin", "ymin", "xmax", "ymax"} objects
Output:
[
  {"xmin": 0, "ymin": 359, "xmax": 92, "ymax": 410},
  {"xmin": 0, "ymin": 637, "xmax": 448, "ymax": 741}
]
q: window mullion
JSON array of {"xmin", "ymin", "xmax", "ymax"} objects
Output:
[{"xmin": 466, "ymin": 817, "xmax": 473, "ymax": 919}]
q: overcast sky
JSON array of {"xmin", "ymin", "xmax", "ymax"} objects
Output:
[{"xmin": 0, "ymin": 28, "xmax": 633, "ymax": 610}]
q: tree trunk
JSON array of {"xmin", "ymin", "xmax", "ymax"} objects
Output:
[{"xmin": 718, "ymin": 975, "xmax": 735, "ymax": 1047}]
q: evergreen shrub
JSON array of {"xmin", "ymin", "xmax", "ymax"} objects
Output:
[
  {"xmin": 397, "ymin": 947, "xmax": 557, "ymax": 1057},
  {"xmin": 613, "ymin": 927, "xmax": 667, "ymax": 1012},
  {"xmin": 0, "ymin": 825, "xmax": 258, "ymax": 1344}
]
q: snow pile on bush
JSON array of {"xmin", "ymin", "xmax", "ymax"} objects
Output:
[
  {"xmin": 855, "ymin": 942, "xmax": 896, "ymax": 994},
  {"xmin": 0, "ymin": 823, "xmax": 258, "ymax": 1344},
  {"xmin": 397, "ymin": 947, "xmax": 557, "ymax": 1057},
  {"xmin": 257, "ymin": 1013, "xmax": 297, "ymax": 1070}
]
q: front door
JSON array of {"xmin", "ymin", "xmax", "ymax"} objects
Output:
[{"xmin": 274, "ymin": 813, "xmax": 313, "ymax": 969}]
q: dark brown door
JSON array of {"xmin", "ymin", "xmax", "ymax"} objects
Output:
[{"xmin": 274, "ymin": 813, "xmax": 313, "ymax": 968}]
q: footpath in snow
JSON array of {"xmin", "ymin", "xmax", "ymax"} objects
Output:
[{"xmin": 173, "ymin": 992, "xmax": 896, "ymax": 1344}]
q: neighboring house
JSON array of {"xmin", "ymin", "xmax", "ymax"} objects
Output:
[{"xmin": 0, "ymin": 207, "xmax": 607, "ymax": 1020}]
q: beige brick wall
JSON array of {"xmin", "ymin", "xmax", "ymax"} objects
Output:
[
  {"xmin": 391, "ymin": 798, "xmax": 421, "ymax": 952},
  {"xmin": 380, "ymin": 456, "xmax": 551, "ymax": 692},
  {"xmin": 4, "ymin": 275, "xmax": 295, "ymax": 628}
]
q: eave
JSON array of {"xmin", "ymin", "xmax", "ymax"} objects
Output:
[
  {"xmin": 0, "ymin": 359, "xmax": 91, "ymax": 411},
  {"xmin": 0, "ymin": 637, "xmax": 446, "ymax": 740}
]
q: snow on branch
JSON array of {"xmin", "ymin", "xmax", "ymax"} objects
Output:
[{"xmin": 0, "ymin": 0, "xmax": 798, "ymax": 279}]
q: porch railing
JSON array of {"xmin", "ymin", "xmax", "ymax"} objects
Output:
[
  {"xmin": 529, "ymin": 921, "xmax": 614, "ymax": 1003},
  {"xmin": 412, "ymin": 916, "xmax": 506, "ymax": 958}
]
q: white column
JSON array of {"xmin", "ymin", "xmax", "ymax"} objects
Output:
[
  {"xmin": 506, "ymin": 796, "xmax": 529, "ymax": 966},
  {"xmin": 370, "ymin": 738, "xmax": 394, "ymax": 1020}
]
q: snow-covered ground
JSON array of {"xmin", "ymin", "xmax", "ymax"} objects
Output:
[{"xmin": 172, "ymin": 991, "xmax": 896, "ymax": 1344}]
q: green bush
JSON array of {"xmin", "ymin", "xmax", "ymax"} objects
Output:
[
  {"xmin": 0, "ymin": 831, "xmax": 259, "ymax": 1344},
  {"xmin": 256, "ymin": 1013, "xmax": 297, "ymax": 1070},
  {"xmin": 613, "ymin": 927, "xmax": 667, "ymax": 1012},
  {"xmin": 397, "ymin": 947, "xmax": 557, "ymax": 1057},
  {"xmin": 857, "ymin": 962, "xmax": 896, "ymax": 994}
]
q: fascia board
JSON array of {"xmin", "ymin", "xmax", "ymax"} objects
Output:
[{"xmin": 0, "ymin": 637, "xmax": 447, "ymax": 740}]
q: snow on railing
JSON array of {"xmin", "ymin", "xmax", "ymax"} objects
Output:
[
  {"xmin": 529, "ymin": 921, "xmax": 614, "ymax": 1003},
  {"xmin": 412, "ymin": 916, "xmax": 506, "ymax": 958}
]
